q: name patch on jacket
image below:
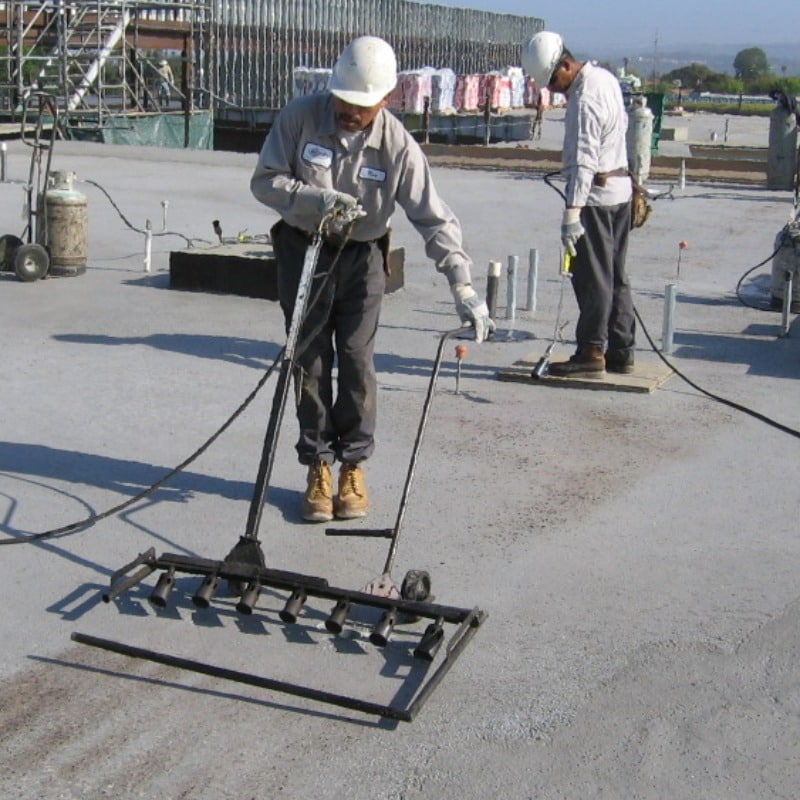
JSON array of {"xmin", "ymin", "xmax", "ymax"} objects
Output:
[
  {"xmin": 302, "ymin": 143, "xmax": 333, "ymax": 169},
  {"xmin": 359, "ymin": 166, "xmax": 386, "ymax": 182}
]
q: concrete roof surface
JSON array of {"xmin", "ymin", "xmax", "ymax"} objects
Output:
[{"xmin": 1, "ymin": 115, "xmax": 799, "ymax": 799}]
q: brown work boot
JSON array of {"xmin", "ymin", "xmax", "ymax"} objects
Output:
[
  {"xmin": 605, "ymin": 349, "xmax": 635, "ymax": 374},
  {"xmin": 335, "ymin": 462, "xmax": 369, "ymax": 519},
  {"xmin": 548, "ymin": 345, "xmax": 606, "ymax": 378},
  {"xmin": 302, "ymin": 460, "xmax": 334, "ymax": 522}
]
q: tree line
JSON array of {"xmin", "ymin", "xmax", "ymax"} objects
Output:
[{"xmin": 625, "ymin": 47, "xmax": 800, "ymax": 97}]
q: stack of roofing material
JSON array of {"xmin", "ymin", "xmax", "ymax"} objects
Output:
[
  {"xmin": 480, "ymin": 73, "xmax": 512, "ymax": 110},
  {"xmin": 454, "ymin": 74, "xmax": 481, "ymax": 111},
  {"xmin": 507, "ymin": 67, "xmax": 526, "ymax": 108},
  {"xmin": 431, "ymin": 68, "xmax": 457, "ymax": 112},
  {"xmin": 390, "ymin": 69, "xmax": 434, "ymax": 113},
  {"xmin": 292, "ymin": 67, "xmax": 331, "ymax": 98}
]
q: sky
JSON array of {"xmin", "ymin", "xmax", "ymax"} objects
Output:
[{"xmin": 427, "ymin": 0, "xmax": 797, "ymax": 51}]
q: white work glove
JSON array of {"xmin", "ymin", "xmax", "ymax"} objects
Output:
[
  {"xmin": 319, "ymin": 190, "xmax": 360, "ymax": 218},
  {"xmin": 319, "ymin": 190, "xmax": 366, "ymax": 236},
  {"xmin": 561, "ymin": 207, "xmax": 585, "ymax": 257},
  {"xmin": 451, "ymin": 283, "xmax": 496, "ymax": 343}
]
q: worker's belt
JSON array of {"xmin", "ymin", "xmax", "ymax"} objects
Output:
[
  {"xmin": 288, "ymin": 224, "xmax": 374, "ymax": 251},
  {"xmin": 593, "ymin": 168, "xmax": 630, "ymax": 187},
  {"xmin": 285, "ymin": 223, "xmax": 391, "ymax": 275}
]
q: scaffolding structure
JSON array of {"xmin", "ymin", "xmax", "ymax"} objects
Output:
[{"xmin": 0, "ymin": 0, "xmax": 210, "ymax": 132}]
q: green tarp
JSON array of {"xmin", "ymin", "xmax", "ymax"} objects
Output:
[{"xmin": 65, "ymin": 111, "xmax": 213, "ymax": 149}]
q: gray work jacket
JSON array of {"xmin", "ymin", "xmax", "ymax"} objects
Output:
[{"xmin": 250, "ymin": 92, "xmax": 472, "ymax": 286}]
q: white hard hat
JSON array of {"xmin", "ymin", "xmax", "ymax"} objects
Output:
[
  {"xmin": 521, "ymin": 31, "xmax": 564, "ymax": 89},
  {"xmin": 329, "ymin": 36, "xmax": 397, "ymax": 107},
  {"xmin": 159, "ymin": 59, "xmax": 168, "ymax": 66}
]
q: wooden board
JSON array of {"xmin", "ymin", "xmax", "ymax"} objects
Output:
[{"xmin": 496, "ymin": 353, "xmax": 674, "ymax": 393}]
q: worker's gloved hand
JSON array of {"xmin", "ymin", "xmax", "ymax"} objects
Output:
[
  {"xmin": 561, "ymin": 207, "xmax": 585, "ymax": 257},
  {"xmin": 451, "ymin": 283, "xmax": 496, "ymax": 343},
  {"xmin": 319, "ymin": 190, "xmax": 360, "ymax": 218}
]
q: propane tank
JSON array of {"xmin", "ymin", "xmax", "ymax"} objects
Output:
[
  {"xmin": 767, "ymin": 102, "xmax": 798, "ymax": 190},
  {"xmin": 770, "ymin": 213, "xmax": 800, "ymax": 312},
  {"xmin": 626, "ymin": 95, "xmax": 653, "ymax": 184},
  {"xmin": 45, "ymin": 171, "xmax": 88, "ymax": 277}
]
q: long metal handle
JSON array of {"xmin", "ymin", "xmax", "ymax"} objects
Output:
[
  {"xmin": 242, "ymin": 232, "xmax": 324, "ymax": 541},
  {"xmin": 382, "ymin": 326, "xmax": 469, "ymax": 574}
]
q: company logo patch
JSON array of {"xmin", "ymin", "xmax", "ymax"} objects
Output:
[
  {"xmin": 302, "ymin": 142, "xmax": 333, "ymax": 168},
  {"xmin": 359, "ymin": 166, "xmax": 386, "ymax": 182}
]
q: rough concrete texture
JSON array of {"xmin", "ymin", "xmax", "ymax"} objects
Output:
[{"xmin": 1, "ymin": 111, "xmax": 799, "ymax": 799}]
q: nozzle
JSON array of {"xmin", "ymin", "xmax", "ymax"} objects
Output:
[{"xmin": 531, "ymin": 356, "xmax": 550, "ymax": 379}]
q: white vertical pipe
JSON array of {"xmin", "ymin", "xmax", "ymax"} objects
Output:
[
  {"xmin": 679, "ymin": 159, "xmax": 686, "ymax": 190},
  {"xmin": 0, "ymin": 142, "xmax": 6, "ymax": 182},
  {"xmin": 144, "ymin": 219, "xmax": 152, "ymax": 273},
  {"xmin": 781, "ymin": 270, "xmax": 793, "ymax": 337},
  {"xmin": 526, "ymin": 247, "xmax": 538, "ymax": 312},
  {"xmin": 506, "ymin": 254, "xmax": 518, "ymax": 321},
  {"xmin": 161, "ymin": 200, "xmax": 169, "ymax": 231},
  {"xmin": 662, "ymin": 283, "xmax": 677, "ymax": 354}
]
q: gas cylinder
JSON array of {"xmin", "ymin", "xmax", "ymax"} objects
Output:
[
  {"xmin": 766, "ymin": 103, "xmax": 798, "ymax": 190},
  {"xmin": 770, "ymin": 215, "xmax": 800, "ymax": 312},
  {"xmin": 626, "ymin": 96, "xmax": 653, "ymax": 184},
  {"xmin": 45, "ymin": 171, "xmax": 88, "ymax": 277}
]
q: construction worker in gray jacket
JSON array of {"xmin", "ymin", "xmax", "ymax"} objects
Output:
[{"xmin": 250, "ymin": 35, "xmax": 494, "ymax": 523}]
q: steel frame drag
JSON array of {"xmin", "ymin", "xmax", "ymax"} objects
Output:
[{"xmin": 74, "ymin": 546, "xmax": 486, "ymax": 722}]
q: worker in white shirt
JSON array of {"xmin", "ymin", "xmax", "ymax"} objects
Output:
[
  {"xmin": 156, "ymin": 59, "xmax": 174, "ymax": 106},
  {"xmin": 523, "ymin": 31, "xmax": 635, "ymax": 377}
]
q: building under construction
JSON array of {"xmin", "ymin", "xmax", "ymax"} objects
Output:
[{"xmin": 0, "ymin": 0, "xmax": 543, "ymax": 149}]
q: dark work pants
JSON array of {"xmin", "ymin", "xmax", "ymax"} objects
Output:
[
  {"xmin": 272, "ymin": 221, "xmax": 385, "ymax": 466},
  {"xmin": 572, "ymin": 202, "xmax": 635, "ymax": 357}
]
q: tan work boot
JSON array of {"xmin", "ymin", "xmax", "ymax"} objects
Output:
[
  {"xmin": 335, "ymin": 462, "xmax": 369, "ymax": 519},
  {"xmin": 302, "ymin": 460, "xmax": 334, "ymax": 522},
  {"xmin": 548, "ymin": 344, "xmax": 605, "ymax": 379}
]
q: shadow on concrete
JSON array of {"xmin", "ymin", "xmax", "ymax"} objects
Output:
[{"xmin": 672, "ymin": 326, "xmax": 800, "ymax": 379}]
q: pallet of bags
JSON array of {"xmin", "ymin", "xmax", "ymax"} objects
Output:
[
  {"xmin": 431, "ymin": 68, "xmax": 457, "ymax": 113},
  {"xmin": 292, "ymin": 67, "xmax": 331, "ymax": 98},
  {"xmin": 479, "ymin": 72, "xmax": 512, "ymax": 110},
  {"xmin": 388, "ymin": 69, "xmax": 434, "ymax": 113},
  {"xmin": 506, "ymin": 67, "xmax": 526, "ymax": 108},
  {"xmin": 523, "ymin": 76, "xmax": 539, "ymax": 107},
  {"xmin": 455, "ymin": 74, "xmax": 481, "ymax": 111}
]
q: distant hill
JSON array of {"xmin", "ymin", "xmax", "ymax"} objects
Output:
[{"xmin": 579, "ymin": 42, "xmax": 800, "ymax": 79}]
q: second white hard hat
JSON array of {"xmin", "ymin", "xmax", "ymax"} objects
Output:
[
  {"xmin": 521, "ymin": 31, "xmax": 564, "ymax": 89},
  {"xmin": 329, "ymin": 36, "xmax": 398, "ymax": 107}
]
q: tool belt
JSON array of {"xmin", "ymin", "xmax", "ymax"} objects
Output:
[
  {"xmin": 593, "ymin": 167, "xmax": 630, "ymax": 187},
  {"xmin": 592, "ymin": 170, "xmax": 652, "ymax": 229},
  {"xmin": 286, "ymin": 223, "xmax": 370, "ymax": 251},
  {"xmin": 287, "ymin": 224, "xmax": 392, "ymax": 275}
]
